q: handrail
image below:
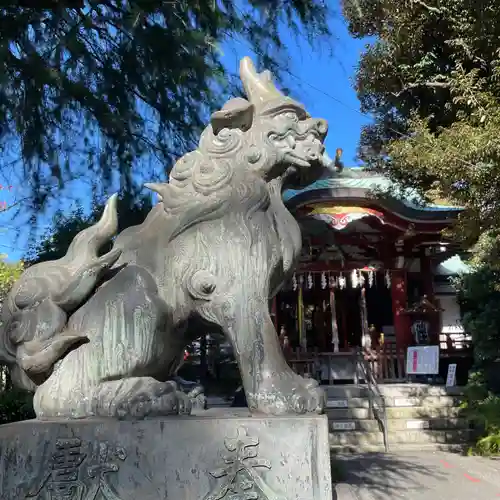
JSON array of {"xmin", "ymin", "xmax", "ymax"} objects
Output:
[{"xmin": 357, "ymin": 348, "xmax": 389, "ymax": 452}]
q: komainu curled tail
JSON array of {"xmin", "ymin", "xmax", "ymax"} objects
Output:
[{"xmin": 0, "ymin": 195, "xmax": 121, "ymax": 391}]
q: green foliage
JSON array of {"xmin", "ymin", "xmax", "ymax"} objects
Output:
[
  {"xmin": 456, "ymin": 279, "xmax": 500, "ymax": 368},
  {"xmin": 0, "ymin": 257, "xmax": 33, "ymax": 425},
  {"xmin": 0, "ymin": 259, "xmax": 23, "ymax": 302},
  {"xmin": 0, "ymin": 0, "xmax": 331, "ymax": 216},
  {"xmin": 461, "ymin": 371, "xmax": 500, "ymax": 455},
  {"xmin": 454, "ymin": 236, "xmax": 500, "ymax": 454},
  {"xmin": 454, "ymin": 233, "xmax": 500, "ymax": 371},
  {"xmin": 475, "ymin": 429, "xmax": 500, "ymax": 455},
  {"xmin": 0, "ymin": 387, "xmax": 35, "ymax": 424},
  {"xmin": 343, "ymin": 0, "xmax": 500, "ymax": 244}
]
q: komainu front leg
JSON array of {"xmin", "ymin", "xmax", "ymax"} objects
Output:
[
  {"xmin": 91, "ymin": 378, "xmax": 192, "ymax": 418},
  {"xmin": 250, "ymin": 368, "xmax": 325, "ymax": 415},
  {"xmin": 220, "ymin": 295, "xmax": 325, "ymax": 415},
  {"xmin": 171, "ymin": 375, "xmax": 207, "ymax": 410}
]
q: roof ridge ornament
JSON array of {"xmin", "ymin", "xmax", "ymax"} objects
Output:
[{"xmin": 334, "ymin": 148, "xmax": 344, "ymax": 172}]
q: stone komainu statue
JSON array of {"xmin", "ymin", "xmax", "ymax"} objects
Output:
[{"xmin": 0, "ymin": 57, "xmax": 330, "ymax": 419}]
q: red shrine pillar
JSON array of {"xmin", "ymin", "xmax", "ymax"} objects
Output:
[{"xmin": 391, "ymin": 269, "xmax": 411, "ymax": 348}]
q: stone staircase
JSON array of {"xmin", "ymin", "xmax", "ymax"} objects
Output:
[{"xmin": 325, "ymin": 384, "xmax": 472, "ymax": 452}]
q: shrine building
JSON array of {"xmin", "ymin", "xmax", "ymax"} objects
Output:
[{"xmin": 276, "ymin": 158, "xmax": 472, "ymax": 385}]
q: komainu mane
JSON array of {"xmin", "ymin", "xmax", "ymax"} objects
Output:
[{"xmin": 0, "ymin": 57, "xmax": 330, "ymax": 419}]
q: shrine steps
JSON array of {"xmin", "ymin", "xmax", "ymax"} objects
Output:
[
  {"xmin": 328, "ymin": 417, "xmax": 468, "ymax": 432},
  {"xmin": 324, "ymin": 383, "xmax": 472, "ymax": 452},
  {"xmin": 323, "ymin": 383, "xmax": 464, "ymax": 399}
]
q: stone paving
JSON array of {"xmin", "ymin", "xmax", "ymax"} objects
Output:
[{"xmin": 333, "ymin": 450, "xmax": 500, "ymax": 500}]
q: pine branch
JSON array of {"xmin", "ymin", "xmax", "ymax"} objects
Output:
[{"xmin": 391, "ymin": 80, "xmax": 451, "ymax": 97}]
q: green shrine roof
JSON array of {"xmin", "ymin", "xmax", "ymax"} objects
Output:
[{"xmin": 283, "ymin": 167, "xmax": 462, "ymax": 214}]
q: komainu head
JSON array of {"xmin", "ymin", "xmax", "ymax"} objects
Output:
[
  {"xmin": 146, "ymin": 57, "xmax": 330, "ymax": 218},
  {"xmin": 209, "ymin": 57, "xmax": 329, "ymax": 185}
]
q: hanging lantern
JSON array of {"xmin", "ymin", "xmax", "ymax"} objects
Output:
[
  {"xmin": 338, "ymin": 273, "xmax": 346, "ymax": 289},
  {"xmin": 368, "ymin": 270, "xmax": 375, "ymax": 288},
  {"xmin": 351, "ymin": 269, "xmax": 359, "ymax": 288},
  {"xmin": 298, "ymin": 274, "xmax": 304, "ymax": 288},
  {"xmin": 292, "ymin": 273, "xmax": 297, "ymax": 291},
  {"xmin": 321, "ymin": 272, "xmax": 327, "ymax": 289},
  {"xmin": 385, "ymin": 270, "xmax": 391, "ymax": 289},
  {"xmin": 307, "ymin": 273, "xmax": 313, "ymax": 289},
  {"xmin": 328, "ymin": 274, "xmax": 336, "ymax": 289}
]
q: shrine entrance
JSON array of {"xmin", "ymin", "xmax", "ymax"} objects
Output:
[
  {"xmin": 301, "ymin": 288, "xmax": 332, "ymax": 351},
  {"xmin": 333, "ymin": 287, "xmax": 361, "ymax": 349},
  {"xmin": 276, "ymin": 270, "xmax": 395, "ymax": 352}
]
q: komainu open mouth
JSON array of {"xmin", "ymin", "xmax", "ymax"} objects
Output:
[{"xmin": 270, "ymin": 137, "xmax": 330, "ymax": 188}]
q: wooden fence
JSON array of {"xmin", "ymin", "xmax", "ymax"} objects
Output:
[
  {"xmin": 286, "ymin": 345, "xmax": 407, "ymax": 384},
  {"xmin": 363, "ymin": 346, "xmax": 406, "ymax": 382}
]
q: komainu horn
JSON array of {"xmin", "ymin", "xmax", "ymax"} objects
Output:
[{"xmin": 0, "ymin": 57, "xmax": 330, "ymax": 419}]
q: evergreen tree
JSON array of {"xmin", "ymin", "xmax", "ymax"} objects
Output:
[
  {"xmin": 0, "ymin": 1, "xmax": 331, "ymax": 217},
  {"xmin": 343, "ymin": 0, "xmax": 500, "ymax": 244}
]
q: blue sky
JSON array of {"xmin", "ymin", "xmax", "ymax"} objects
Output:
[
  {"xmin": 219, "ymin": 11, "xmax": 371, "ymax": 163},
  {"xmin": 0, "ymin": 9, "xmax": 371, "ymax": 262}
]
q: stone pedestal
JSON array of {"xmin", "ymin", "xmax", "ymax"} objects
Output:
[{"xmin": 0, "ymin": 410, "xmax": 332, "ymax": 500}]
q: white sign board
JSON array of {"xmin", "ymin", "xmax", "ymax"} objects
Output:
[
  {"xmin": 446, "ymin": 363, "xmax": 457, "ymax": 387},
  {"xmin": 406, "ymin": 346, "xmax": 439, "ymax": 375},
  {"xmin": 394, "ymin": 397, "xmax": 419, "ymax": 407},
  {"xmin": 332, "ymin": 421, "xmax": 356, "ymax": 431},
  {"xmin": 326, "ymin": 399, "xmax": 348, "ymax": 408},
  {"xmin": 406, "ymin": 420, "xmax": 430, "ymax": 430}
]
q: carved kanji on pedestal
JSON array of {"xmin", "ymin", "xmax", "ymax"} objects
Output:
[
  {"xmin": 25, "ymin": 438, "xmax": 126, "ymax": 500},
  {"xmin": 203, "ymin": 427, "xmax": 286, "ymax": 500}
]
